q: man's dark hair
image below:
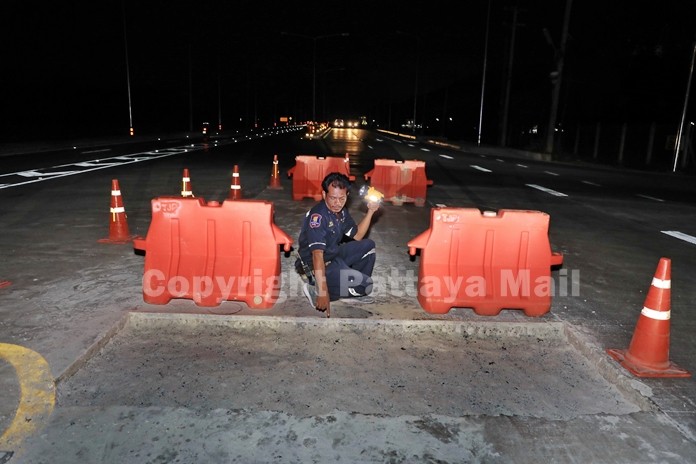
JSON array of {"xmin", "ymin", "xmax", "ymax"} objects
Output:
[{"xmin": 322, "ymin": 172, "xmax": 351, "ymax": 192}]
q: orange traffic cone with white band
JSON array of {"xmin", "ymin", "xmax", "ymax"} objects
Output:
[
  {"xmin": 228, "ymin": 165, "xmax": 242, "ymax": 200},
  {"xmin": 607, "ymin": 257, "xmax": 691, "ymax": 378},
  {"xmin": 269, "ymin": 154, "xmax": 282, "ymax": 189},
  {"xmin": 98, "ymin": 179, "xmax": 133, "ymax": 244},
  {"xmin": 181, "ymin": 168, "xmax": 194, "ymax": 198}
]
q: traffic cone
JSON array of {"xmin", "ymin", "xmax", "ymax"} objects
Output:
[
  {"xmin": 228, "ymin": 165, "xmax": 242, "ymax": 200},
  {"xmin": 181, "ymin": 168, "xmax": 194, "ymax": 198},
  {"xmin": 98, "ymin": 179, "xmax": 133, "ymax": 244},
  {"xmin": 607, "ymin": 257, "xmax": 691, "ymax": 378},
  {"xmin": 269, "ymin": 154, "xmax": 283, "ymax": 189}
]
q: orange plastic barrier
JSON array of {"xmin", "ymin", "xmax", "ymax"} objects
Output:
[
  {"xmin": 287, "ymin": 154, "xmax": 355, "ymax": 200},
  {"xmin": 364, "ymin": 159, "xmax": 433, "ymax": 206},
  {"xmin": 407, "ymin": 208, "xmax": 564, "ymax": 316},
  {"xmin": 133, "ymin": 197, "xmax": 293, "ymax": 308}
]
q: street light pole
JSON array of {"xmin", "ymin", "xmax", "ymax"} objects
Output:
[
  {"xmin": 673, "ymin": 42, "xmax": 696, "ymax": 172},
  {"xmin": 312, "ymin": 39, "xmax": 317, "ymax": 122},
  {"xmin": 412, "ymin": 45, "xmax": 419, "ymax": 134},
  {"xmin": 281, "ymin": 32, "xmax": 350, "ymax": 121},
  {"xmin": 478, "ymin": 0, "xmax": 491, "ymax": 146},
  {"xmin": 121, "ymin": 1, "xmax": 134, "ymax": 136},
  {"xmin": 397, "ymin": 31, "xmax": 421, "ymax": 134},
  {"xmin": 545, "ymin": 0, "xmax": 573, "ymax": 155}
]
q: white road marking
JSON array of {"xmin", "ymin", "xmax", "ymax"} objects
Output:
[
  {"xmin": 0, "ymin": 143, "xmax": 223, "ymax": 190},
  {"xmin": 16, "ymin": 170, "xmax": 79, "ymax": 177},
  {"xmin": 526, "ymin": 184, "xmax": 568, "ymax": 197},
  {"xmin": 636, "ymin": 194, "xmax": 664, "ymax": 202},
  {"xmin": 661, "ymin": 231, "xmax": 696, "ymax": 245}
]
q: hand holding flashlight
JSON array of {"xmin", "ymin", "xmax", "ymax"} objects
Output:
[{"xmin": 359, "ymin": 185, "xmax": 384, "ymax": 208}]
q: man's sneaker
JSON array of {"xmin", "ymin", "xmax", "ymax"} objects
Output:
[
  {"xmin": 340, "ymin": 295, "xmax": 375, "ymax": 304},
  {"xmin": 302, "ymin": 282, "xmax": 318, "ymax": 308}
]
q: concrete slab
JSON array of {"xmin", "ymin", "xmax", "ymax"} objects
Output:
[{"xmin": 14, "ymin": 313, "xmax": 696, "ymax": 463}]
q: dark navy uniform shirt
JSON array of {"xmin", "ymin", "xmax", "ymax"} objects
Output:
[{"xmin": 298, "ymin": 200, "xmax": 357, "ymax": 268}]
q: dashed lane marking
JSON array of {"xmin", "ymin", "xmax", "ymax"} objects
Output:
[
  {"xmin": 525, "ymin": 184, "xmax": 568, "ymax": 197},
  {"xmin": 0, "ymin": 344, "xmax": 55, "ymax": 450},
  {"xmin": 636, "ymin": 193, "xmax": 665, "ymax": 202},
  {"xmin": 661, "ymin": 230, "xmax": 696, "ymax": 245}
]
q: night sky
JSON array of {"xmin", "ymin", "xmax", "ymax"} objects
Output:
[{"xmin": 2, "ymin": 1, "xmax": 695, "ymax": 144}]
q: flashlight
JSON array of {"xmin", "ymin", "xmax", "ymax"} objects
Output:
[{"xmin": 359, "ymin": 185, "xmax": 384, "ymax": 204}]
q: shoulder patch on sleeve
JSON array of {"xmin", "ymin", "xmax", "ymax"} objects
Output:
[{"xmin": 309, "ymin": 213, "xmax": 322, "ymax": 228}]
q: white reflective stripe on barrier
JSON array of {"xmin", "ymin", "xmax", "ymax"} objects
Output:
[
  {"xmin": 233, "ymin": 173, "xmax": 240, "ymax": 177},
  {"xmin": 651, "ymin": 277, "xmax": 671, "ymax": 289},
  {"xmin": 231, "ymin": 185, "xmax": 241, "ymax": 189},
  {"xmin": 110, "ymin": 207, "xmax": 125, "ymax": 213},
  {"xmin": 111, "ymin": 190, "xmax": 121, "ymax": 196},
  {"xmin": 641, "ymin": 306, "xmax": 671, "ymax": 320}
]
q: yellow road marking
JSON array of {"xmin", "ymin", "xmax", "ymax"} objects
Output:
[{"xmin": 0, "ymin": 343, "xmax": 55, "ymax": 450}]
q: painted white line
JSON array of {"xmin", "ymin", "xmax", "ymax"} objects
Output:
[
  {"xmin": 420, "ymin": 148, "xmax": 431, "ymax": 152},
  {"xmin": 82, "ymin": 148, "xmax": 111, "ymax": 154},
  {"xmin": 661, "ymin": 230, "xmax": 696, "ymax": 245},
  {"xmin": 496, "ymin": 158, "xmax": 504, "ymax": 162},
  {"xmin": 516, "ymin": 163, "xmax": 528, "ymax": 168},
  {"xmin": 544, "ymin": 170, "xmax": 560, "ymax": 176},
  {"xmin": 17, "ymin": 170, "xmax": 79, "ymax": 178},
  {"xmin": 0, "ymin": 143, "xmax": 213, "ymax": 189},
  {"xmin": 74, "ymin": 161, "xmax": 122, "ymax": 168},
  {"xmin": 471, "ymin": 165, "xmax": 492, "ymax": 173},
  {"xmin": 439, "ymin": 154, "xmax": 454, "ymax": 160},
  {"xmin": 636, "ymin": 194, "xmax": 664, "ymax": 202},
  {"xmin": 582, "ymin": 180, "xmax": 600, "ymax": 186},
  {"xmin": 526, "ymin": 184, "xmax": 568, "ymax": 197}
]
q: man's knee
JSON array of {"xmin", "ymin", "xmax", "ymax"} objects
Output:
[
  {"xmin": 339, "ymin": 269, "xmax": 372, "ymax": 294},
  {"xmin": 360, "ymin": 239, "xmax": 376, "ymax": 259}
]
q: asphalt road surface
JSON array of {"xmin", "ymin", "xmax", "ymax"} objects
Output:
[{"xmin": 0, "ymin": 127, "xmax": 695, "ymax": 463}]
